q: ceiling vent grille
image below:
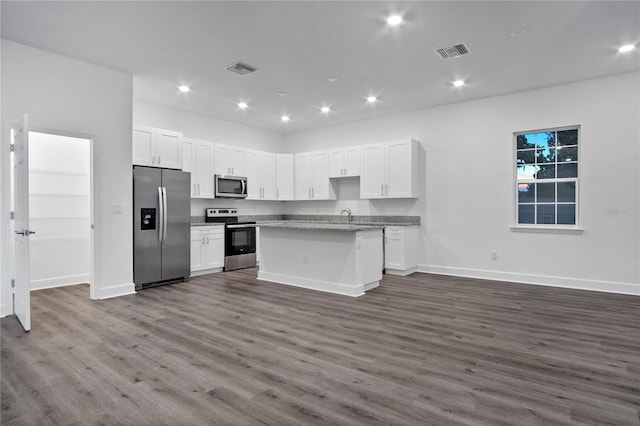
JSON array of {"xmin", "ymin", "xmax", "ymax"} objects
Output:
[
  {"xmin": 435, "ymin": 43, "xmax": 470, "ymax": 59},
  {"xmin": 225, "ymin": 61, "xmax": 259, "ymax": 76}
]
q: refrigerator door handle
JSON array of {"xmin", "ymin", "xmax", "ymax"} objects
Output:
[
  {"xmin": 157, "ymin": 187, "xmax": 164, "ymax": 243},
  {"xmin": 162, "ymin": 187, "xmax": 168, "ymax": 243}
]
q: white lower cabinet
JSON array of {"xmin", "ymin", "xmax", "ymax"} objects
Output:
[
  {"xmin": 191, "ymin": 226, "xmax": 225, "ymax": 276},
  {"xmin": 384, "ymin": 225, "xmax": 419, "ymax": 276}
]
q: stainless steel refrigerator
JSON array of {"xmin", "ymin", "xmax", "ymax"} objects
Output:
[{"xmin": 134, "ymin": 166, "xmax": 190, "ymax": 289}]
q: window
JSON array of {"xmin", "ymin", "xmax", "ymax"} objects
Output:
[{"xmin": 515, "ymin": 126, "xmax": 579, "ymax": 226}]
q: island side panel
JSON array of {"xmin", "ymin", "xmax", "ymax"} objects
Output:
[
  {"xmin": 258, "ymin": 227, "xmax": 366, "ymax": 296},
  {"xmin": 355, "ymin": 229, "xmax": 384, "ymax": 290}
]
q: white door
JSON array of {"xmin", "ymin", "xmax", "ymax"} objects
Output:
[
  {"xmin": 311, "ymin": 150, "xmax": 330, "ymax": 199},
  {"xmin": 228, "ymin": 147, "xmax": 244, "ymax": 176},
  {"xmin": 244, "ymin": 150, "xmax": 261, "ymax": 199},
  {"xmin": 132, "ymin": 125, "xmax": 155, "ymax": 166},
  {"xmin": 360, "ymin": 143, "xmax": 385, "ymax": 199},
  {"xmin": 195, "ymin": 141, "xmax": 214, "ymax": 198},
  {"xmin": 276, "ymin": 154, "xmax": 294, "ymax": 200},
  {"xmin": 344, "ymin": 145, "xmax": 361, "ymax": 176},
  {"xmin": 328, "ymin": 148, "xmax": 344, "ymax": 177},
  {"xmin": 386, "ymin": 140, "xmax": 412, "ymax": 198},
  {"xmin": 294, "ymin": 153, "xmax": 312, "ymax": 200},
  {"xmin": 156, "ymin": 129, "xmax": 182, "ymax": 169},
  {"xmin": 13, "ymin": 115, "xmax": 32, "ymax": 331}
]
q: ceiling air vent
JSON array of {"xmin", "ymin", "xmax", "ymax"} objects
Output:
[
  {"xmin": 225, "ymin": 61, "xmax": 259, "ymax": 76},
  {"xmin": 435, "ymin": 43, "xmax": 470, "ymax": 59}
]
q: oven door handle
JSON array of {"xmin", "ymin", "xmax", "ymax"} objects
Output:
[{"xmin": 226, "ymin": 224, "xmax": 254, "ymax": 229}]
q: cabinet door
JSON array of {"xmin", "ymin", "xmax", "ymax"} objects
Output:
[
  {"xmin": 276, "ymin": 154, "xmax": 294, "ymax": 200},
  {"xmin": 132, "ymin": 126, "xmax": 155, "ymax": 166},
  {"xmin": 344, "ymin": 145, "xmax": 361, "ymax": 176},
  {"xmin": 294, "ymin": 153, "xmax": 312, "ymax": 200},
  {"xmin": 260, "ymin": 152, "xmax": 277, "ymax": 200},
  {"xmin": 228, "ymin": 147, "xmax": 245, "ymax": 176},
  {"xmin": 360, "ymin": 143, "xmax": 385, "ymax": 199},
  {"xmin": 204, "ymin": 230, "xmax": 225, "ymax": 269},
  {"xmin": 156, "ymin": 129, "xmax": 182, "ymax": 169},
  {"xmin": 311, "ymin": 150, "xmax": 333, "ymax": 199},
  {"xmin": 195, "ymin": 141, "xmax": 215, "ymax": 198},
  {"xmin": 384, "ymin": 227, "xmax": 405, "ymax": 270},
  {"xmin": 328, "ymin": 148, "xmax": 344, "ymax": 177},
  {"xmin": 190, "ymin": 233, "xmax": 204, "ymax": 271},
  {"xmin": 386, "ymin": 140, "xmax": 412, "ymax": 198},
  {"xmin": 244, "ymin": 150, "xmax": 261, "ymax": 199},
  {"xmin": 182, "ymin": 139, "xmax": 196, "ymax": 197},
  {"xmin": 214, "ymin": 145, "xmax": 229, "ymax": 175}
]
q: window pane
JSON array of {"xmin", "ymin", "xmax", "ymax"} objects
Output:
[
  {"xmin": 518, "ymin": 204, "xmax": 535, "ymax": 224},
  {"xmin": 537, "ymin": 204, "xmax": 555, "ymax": 224},
  {"xmin": 518, "ymin": 183, "xmax": 535, "ymax": 203},
  {"xmin": 517, "ymin": 164, "xmax": 539, "ymax": 180},
  {"xmin": 557, "ymin": 146, "xmax": 577, "ymax": 162},
  {"xmin": 557, "ymin": 129, "xmax": 578, "ymax": 146},
  {"xmin": 517, "ymin": 134, "xmax": 536, "ymax": 150},
  {"xmin": 557, "ymin": 204, "xmax": 576, "ymax": 224},
  {"xmin": 536, "ymin": 182, "xmax": 555, "ymax": 202},
  {"xmin": 517, "ymin": 149, "xmax": 535, "ymax": 165},
  {"xmin": 557, "ymin": 182, "xmax": 576, "ymax": 202},
  {"xmin": 557, "ymin": 163, "xmax": 578, "ymax": 178},
  {"xmin": 536, "ymin": 132, "xmax": 556, "ymax": 149},
  {"xmin": 534, "ymin": 164, "xmax": 556, "ymax": 179},
  {"xmin": 536, "ymin": 147, "xmax": 556, "ymax": 163}
]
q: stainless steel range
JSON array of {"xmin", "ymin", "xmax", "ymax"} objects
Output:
[{"xmin": 205, "ymin": 208, "xmax": 256, "ymax": 271}]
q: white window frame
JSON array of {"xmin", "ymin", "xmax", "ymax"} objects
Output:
[{"xmin": 511, "ymin": 125, "xmax": 584, "ymax": 234}]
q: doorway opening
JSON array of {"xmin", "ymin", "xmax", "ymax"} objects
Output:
[{"xmin": 27, "ymin": 132, "xmax": 92, "ymax": 291}]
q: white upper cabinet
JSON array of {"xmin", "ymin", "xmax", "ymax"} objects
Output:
[
  {"xmin": 329, "ymin": 145, "xmax": 361, "ymax": 177},
  {"xmin": 276, "ymin": 154, "xmax": 294, "ymax": 200},
  {"xmin": 133, "ymin": 125, "xmax": 183, "ymax": 169},
  {"xmin": 182, "ymin": 138, "xmax": 215, "ymax": 198},
  {"xmin": 295, "ymin": 150, "xmax": 336, "ymax": 200},
  {"xmin": 245, "ymin": 150, "xmax": 276, "ymax": 200},
  {"xmin": 214, "ymin": 144, "xmax": 245, "ymax": 176},
  {"xmin": 360, "ymin": 139, "xmax": 419, "ymax": 199}
]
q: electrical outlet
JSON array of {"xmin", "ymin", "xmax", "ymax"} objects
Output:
[
  {"xmin": 491, "ymin": 251, "xmax": 498, "ymax": 260},
  {"xmin": 112, "ymin": 204, "xmax": 123, "ymax": 215}
]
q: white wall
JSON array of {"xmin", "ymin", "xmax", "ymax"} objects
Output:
[
  {"xmin": 133, "ymin": 99, "xmax": 286, "ymax": 216},
  {"xmin": 283, "ymin": 72, "xmax": 640, "ymax": 295},
  {"xmin": 1, "ymin": 39, "xmax": 134, "ymax": 307}
]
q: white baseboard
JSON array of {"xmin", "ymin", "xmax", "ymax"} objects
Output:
[
  {"xmin": 385, "ymin": 266, "xmax": 418, "ymax": 277},
  {"xmin": 31, "ymin": 274, "xmax": 90, "ymax": 291},
  {"xmin": 190, "ymin": 267, "xmax": 224, "ymax": 277},
  {"xmin": 417, "ymin": 264, "xmax": 640, "ymax": 296},
  {"xmin": 258, "ymin": 271, "xmax": 369, "ymax": 297},
  {"xmin": 94, "ymin": 282, "xmax": 136, "ymax": 300}
]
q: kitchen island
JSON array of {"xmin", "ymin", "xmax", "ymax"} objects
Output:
[{"xmin": 257, "ymin": 222, "xmax": 383, "ymax": 297}]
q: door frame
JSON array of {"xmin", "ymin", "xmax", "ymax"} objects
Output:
[{"xmin": 1, "ymin": 121, "xmax": 97, "ymax": 317}]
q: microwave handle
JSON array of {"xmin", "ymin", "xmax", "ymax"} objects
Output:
[{"xmin": 241, "ymin": 179, "xmax": 246, "ymax": 195}]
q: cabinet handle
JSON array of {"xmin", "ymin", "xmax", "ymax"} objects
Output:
[
  {"xmin": 308, "ymin": 188, "xmax": 311, "ymax": 198},
  {"xmin": 312, "ymin": 187, "xmax": 314, "ymax": 198},
  {"xmin": 192, "ymin": 183, "xmax": 196, "ymax": 195},
  {"xmin": 158, "ymin": 156, "xmax": 161, "ymax": 164},
  {"xmin": 152, "ymin": 155, "xmax": 156, "ymax": 164},
  {"xmin": 385, "ymin": 184, "xmax": 388, "ymax": 196},
  {"xmin": 202, "ymin": 237, "xmax": 205, "ymax": 244},
  {"xmin": 381, "ymin": 184, "xmax": 384, "ymax": 196},
  {"xmin": 198, "ymin": 183, "xmax": 201, "ymax": 195},
  {"xmin": 277, "ymin": 188, "xmax": 279, "ymax": 199},
  {"xmin": 206, "ymin": 236, "xmax": 209, "ymax": 244}
]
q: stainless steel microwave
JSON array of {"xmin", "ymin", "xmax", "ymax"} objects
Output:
[{"xmin": 214, "ymin": 175, "xmax": 248, "ymax": 198}]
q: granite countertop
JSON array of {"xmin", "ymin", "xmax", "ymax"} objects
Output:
[
  {"xmin": 190, "ymin": 223, "xmax": 225, "ymax": 227},
  {"xmin": 255, "ymin": 220, "xmax": 419, "ymax": 227},
  {"xmin": 257, "ymin": 222, "xmax": 384, "ymax": 232}
]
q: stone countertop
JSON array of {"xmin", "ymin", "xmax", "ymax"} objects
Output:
[
  {"xmin": 190, "ymin": 223, "xmax": 225, "ymax": 227},
  {"xmin": 255, "ymin": 220, "xmax": 419, "ymax": 227},
  {"xmin": 257, "ymin": 222, "xmax": 384, "ymax": 232}
]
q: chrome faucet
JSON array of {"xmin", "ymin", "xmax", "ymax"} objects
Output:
[{"xmin": 340, "ymin": 208, "xmax": 352, "ymax": 222}]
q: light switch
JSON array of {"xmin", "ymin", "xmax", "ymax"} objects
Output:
[{"xmin": 112, "ymin": 204, "xmax": 123, "ymax": 215}]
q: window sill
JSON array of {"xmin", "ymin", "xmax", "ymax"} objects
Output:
[{"xmin": 510, "ymin": 225, "xmax": 584, "ymax": 235}]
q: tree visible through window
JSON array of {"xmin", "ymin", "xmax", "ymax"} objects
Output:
[{"xmin": 515, "ymin": 126, "xmax": 579, "ymax": 225}]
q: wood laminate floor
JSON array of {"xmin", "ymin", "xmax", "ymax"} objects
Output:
[{"xmin": 1, "ymin": 269, "xmax": 639, "ymax": 425}]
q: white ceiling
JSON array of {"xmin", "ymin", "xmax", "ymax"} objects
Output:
[{"xmin": 2, "ymin": 1, "xmax": 639, "ymax": 134}]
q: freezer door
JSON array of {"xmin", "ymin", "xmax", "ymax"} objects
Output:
[
  {"xmin": 134, "ymin": 166, "xmax": 162, "ymax": 285},
  {"xmin": 161, "ymin": 169, "xmax": 191, "ymax": 281}
]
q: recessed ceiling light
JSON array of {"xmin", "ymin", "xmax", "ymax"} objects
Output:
[
  {"xmin": 386, "ymin": 15, "xmax": 403, "ymax": 26},
  {"xmin": 280, "ymin": 115, "xmax": 290, "ymax": 122},
  {"xmin": 619, "ymin": 44, "xmax": 636, "ymax": 53},
  {"xmin": 320, "ymin": 106, "xmax": 331, "ymax": 113},
  {"xmin": 277, "ymin": 91, "xmax": 287, "ymax": 96},
  {"xmin": 510, "ymin": 29, "xmax": 526, "ymax": 38},
  {"xmin": 366, "ymin": 96, "xmax": 377, "ymax": 103},
  {"xmin": 328, "ymin": 77, "xmax": 338, "ymax": 82},
  {"xmin": 178, "ymin": 85, "xmax": 190, "ymax": 93},
  {"xmin": 453, "ymin": 80, "xmax": 465, "ymax": 87},
  {"xmin": 237, "ymin": 102, "xmax": 248, "ymax": 109}
]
